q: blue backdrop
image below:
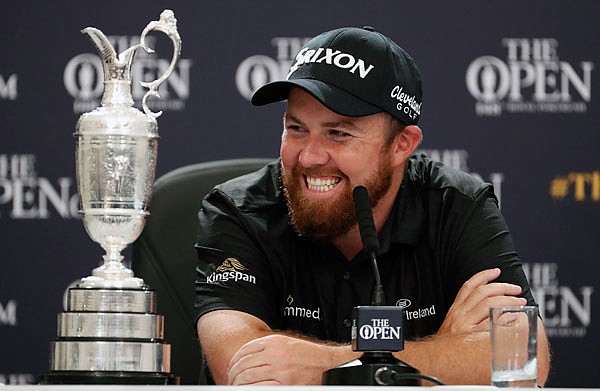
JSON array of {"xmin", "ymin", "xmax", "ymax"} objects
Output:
[{"xmin": 1, "ymin": 0, "xmax": 598, "ymax": 387}]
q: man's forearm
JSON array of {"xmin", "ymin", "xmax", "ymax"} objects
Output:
[
  {"xmin": 198, "ymin": 311, "xmax": 360, "ymax": 385},
  {"xmin": 394, "ymin": 331, "xmax": 490, "ymax": 385},
  {"xmin": 394, "ymin": 322, "xmax": 549, "ymax": 386},
  {"xmin": 310, "ymin": 331, "xmax": 490, "ymax": 385},
  {"xmin": 197, "ymin": 311, "xmax": 275, "ymax": 384},
  {"xmin": 281, "ymin": 330, "xmax": 491, "ymax": 385}
]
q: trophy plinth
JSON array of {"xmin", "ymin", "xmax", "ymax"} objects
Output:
[
  {"xmin": 44, "ymin": 286, "xmax": 173, "ymax": 385},
  {"xmin": 44, "ymin": 10, "xmax": 182, "ymax": 385}
]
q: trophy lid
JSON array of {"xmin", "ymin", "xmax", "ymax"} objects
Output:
[
  {"xmin": 75, "ymin": 26, "xmax": 158, "ymax": 139},
  {"xmin": 75, "ymin": 10, "xmax": 181, "ymax": 139}
]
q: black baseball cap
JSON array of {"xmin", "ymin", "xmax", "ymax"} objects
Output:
[{"xmin": 251, "ymin": 26, "xmax": 423, "ymax": 125}]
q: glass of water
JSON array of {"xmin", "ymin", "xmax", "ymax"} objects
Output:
[{"xmin": 490, "ymin": 305, "xmax": 538, "ymax": 388}]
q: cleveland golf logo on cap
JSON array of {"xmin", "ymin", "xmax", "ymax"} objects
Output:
[
  {"xmin": 286, "ymin": 46, "xmax": 375, "ymax": 80},
  {"xmin": 390, "ymin": 85, "xmax": 422, "ymax": 121}
]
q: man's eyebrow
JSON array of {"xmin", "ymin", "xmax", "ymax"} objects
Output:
[
  {"xmin": 284, "ymin": 113, "xmax": 365, "ymax": 133},
  {"xmin": 284, "ymin": 113, "xmax": 303, "ymax": 125},
  {"xmin": 322, "ymin": 120, "xmax": 363, "ymax": 132}
]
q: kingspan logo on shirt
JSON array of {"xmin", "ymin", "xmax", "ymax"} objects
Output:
[
  {"xmin": 286, "ymin": 46, "xmax": 375, "ymax": 80},
  {"xmin": 206, "ymin": 258, "xmax": 256, "ymax": 285}
]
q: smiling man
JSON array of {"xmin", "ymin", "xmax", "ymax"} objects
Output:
[{"xmin": 194, "ymin": 27, "xmax": 549, "ymax": 386}]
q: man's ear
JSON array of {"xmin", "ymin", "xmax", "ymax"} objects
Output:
[{"xmin": 390, "ymin": 125, "xmax": 422, "ymax": 166}]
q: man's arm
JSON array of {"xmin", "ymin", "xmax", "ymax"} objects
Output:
[
  {"xmin": 197, "ymin": 268, "xmax": 550, "ymax": 385},
  {"xmin": 392, "ymin": 320, "xmax": 549, "ymax": 385},
  {"xmin": 196, "ymin": 310, "xmax": 272, "ymax": 385},
  {"xmin": 404, "ymin": 268, "xmax": 550, "ymax": 385},
  {"xmin": 196, "ymin": 309, "xmax": 358, "ymax": 385}
]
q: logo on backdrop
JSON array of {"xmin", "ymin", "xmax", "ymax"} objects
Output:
[
  {"xmin": 236, "ymin": 36, "xmax": 312, "ymax": 100},
  {"xmin": 64, "ymin": 35, "xmax": 192, "ymax": 114},
  {"xmin": 550, "ymin": 171, "xmax": 600, "ymax": 202},
  {"xmin": 0, "ymin": 73, "xmax": 18, "ymax": 100},
  {"xmin": 0, "ymin": 153, "xmax": 78, "ymax": 219},
  {"xmin": 0, "ymin": 299, "xmax": 17, "ymax": 326},
  {"xmin": 523, "ymin": 262, "xmax": 593, "ymax": 338},
  {"xmin": 0, "ymin": 373, "xmax": 36, "ymax": 385},
  {"xmin": 418, "ymin": 149, "xmax": 505, "ymax": 207},
  {"xmin": 466, "ymin": 38, "xmax": 594, "ymax": 116}
]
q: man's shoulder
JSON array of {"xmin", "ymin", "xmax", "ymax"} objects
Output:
[
  {"xmin": 210, "ymin": 159, "xmax": 282, "ymax": 210},
  {"xmin": 407, "ymin": 153, "xmax": 491, "ymax": 199}
]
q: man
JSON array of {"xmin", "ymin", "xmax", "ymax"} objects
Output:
[{"xmin": 195, "ymin": 26, "xmax": 550, "ymax": 385}]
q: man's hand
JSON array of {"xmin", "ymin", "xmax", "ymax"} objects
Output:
[
  {"xmin": 437, "ymin": 268, "xmax": 527, "ymax": 335},
  {"xmin": 391, "ymin": 268, "xmax": 550, "ymax": 386},
  {"xmin": 198, "ymin": 310, "xmax": 355, "ymax": 385},
  {"xmin": 227, "ymin": 334, "xmax": 348, "ymax": 385}
]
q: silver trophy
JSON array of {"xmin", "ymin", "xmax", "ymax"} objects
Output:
[{"xmin": 45, "ymin": 10, "xmax": 181, "ymax": 384}]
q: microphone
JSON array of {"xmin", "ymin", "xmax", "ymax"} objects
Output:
[
  {"xmin": 322, "ymin": 186, "xmax": 421, "ymax": 386},
  {"xmin": 352, "ymin": 185, "xmax": 380, "ymax": 258},
  {"xmin": 352, "ymin": 186, "xmax": 384, "ymax": 306}
]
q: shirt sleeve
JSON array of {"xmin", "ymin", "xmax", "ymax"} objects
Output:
[
  {"xmin": 194, "ymin": 188, "xmax": 281, "ymax": 327},
  {"xmin": 446, "ymin": 187, "xmax": 536, "ymax": 306}
]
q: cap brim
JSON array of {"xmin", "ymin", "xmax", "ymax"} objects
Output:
[{"xmin": 251, "ymin": 79, "xmax": 381, "ymax": 118}]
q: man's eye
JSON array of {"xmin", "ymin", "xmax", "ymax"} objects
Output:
[
  {"xmin": 286, "ymin": 125, "xmax": 304, "ymax": 133},
  {"xmin": 329, "ymin": 130, "xmax": 351, "ymax": 139}
]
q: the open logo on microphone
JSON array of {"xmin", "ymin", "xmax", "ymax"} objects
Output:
[{"xmin": 351, "ymin": 306, "xmax": 404, "ymax": 352}]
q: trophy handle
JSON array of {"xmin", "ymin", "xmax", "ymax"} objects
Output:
[{"xmin": 139, "ymin": 9, "xmax": 182, "ymax": 118}]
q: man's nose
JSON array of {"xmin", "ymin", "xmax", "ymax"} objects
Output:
[{"xmin": 299, "ymin": 137, "xmax": 329, "ymax": 167}]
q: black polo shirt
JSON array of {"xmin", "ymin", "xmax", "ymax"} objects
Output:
[{"xmin": 194, "ymin": 154, "xmax": 535, "ymax": 343}]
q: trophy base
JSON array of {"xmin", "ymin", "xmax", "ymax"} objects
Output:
[
  {"xmin": 50, "ymin": 340, "xmax": 170, "ymax": 373},
  {"xmin": 79, "ymin": 274, "xmax": 146, "ymax": 289},
  {"xmin": 41, "ymin": 371, "xmax": 178, "ymax": 385},
  {"xmin": 67, "ymin": 287, "xmax": 156, "ymax": 315},
  {"xmin": 46, "ymin": 284, "xmax": 173, "ymax": 384}
]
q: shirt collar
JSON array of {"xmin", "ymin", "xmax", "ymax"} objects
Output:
[{"xmin": 379, "ymin": 169, "xmax": 425, "ymax": 252}]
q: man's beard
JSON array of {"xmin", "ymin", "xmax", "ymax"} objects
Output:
[{"xmin": 281, "ymin": 149, "xmax": 394, "ymax": 241}]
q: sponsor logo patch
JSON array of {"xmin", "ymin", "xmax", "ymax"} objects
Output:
[
  {"xmin": 283, "ymin": 294, "xmax": 322, "ymax": 320},
  {"xmin": 207, "ymin": 258, "xmax": 256, "ymax": 285}
]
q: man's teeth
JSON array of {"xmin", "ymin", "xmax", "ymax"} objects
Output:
[{"xmin": 306, "ymin": 177, "xmax": 340, "ymax": 192}]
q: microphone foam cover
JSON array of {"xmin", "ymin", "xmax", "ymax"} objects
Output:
[{"xmin": 352, "ymin": 186, "xmax": 380, "ymax": 255}]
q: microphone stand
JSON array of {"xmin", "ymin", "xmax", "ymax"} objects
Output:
[
  {"xmin": 323, "ymin": 187, "xmax": 421, "ymax": 386},
  {"xmin": 325, "ymin": 350, "xmax": 420, "ymax": 386},
  {"xmin": 323, "ymin": 251, "xmax": 420, "ymax": 386}
]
